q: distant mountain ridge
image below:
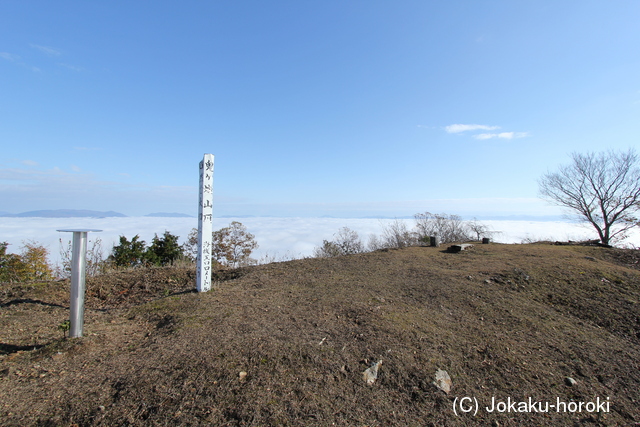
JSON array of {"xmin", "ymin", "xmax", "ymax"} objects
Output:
[
  {"xmin": 0, "ymin": 210, "xmax": 198, "ymax": 218},
  {"xmin": 0, "ymin": 210, "xmax": 127, "ymax": 218},
  {"xmin": 144, "ymin": 213, "xmax": 194, "ymax": 218}
]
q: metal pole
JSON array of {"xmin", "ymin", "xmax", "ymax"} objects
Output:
[
  {"xmin": 57, "ymin": 229, "xmax": 102, "ymax": 338},
  {"xmin": 69, "ymin": 231, "xmax": 88, "ymax": 338}
]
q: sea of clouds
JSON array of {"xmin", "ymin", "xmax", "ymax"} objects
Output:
[{"xmin": 1, "ymin": 217, "xmax": 638, "ymax": 268}]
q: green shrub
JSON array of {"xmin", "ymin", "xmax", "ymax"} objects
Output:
[
  {"xmin": 110, "ymin": 235, "xmax": 148, "ymax": 268},
  {"xmin": 146, "ymin": 231, "xmax": 184, "ymax": 266}
]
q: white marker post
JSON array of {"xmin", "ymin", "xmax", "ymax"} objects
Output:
[
  {"xmin": 56, "ymin": 229, "xmax": 102, "ymax": 337},
  {"xmin": 197, "ymin": 154, "xmax": 214, "ymax": 292}
]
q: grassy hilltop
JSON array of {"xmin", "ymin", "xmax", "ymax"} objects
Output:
[{"xmin": 1, "ymin": 243, "xmax": 639, "ymax": 426}]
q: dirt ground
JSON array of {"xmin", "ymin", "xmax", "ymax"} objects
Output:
[{"xmin": 1, "ymin": 243, "xmax": 639, "ymax": 426}]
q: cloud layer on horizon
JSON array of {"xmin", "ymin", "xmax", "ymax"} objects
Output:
[
  {"xmin": 0, "ymin": 162, "xmax": 560, "ymax": 218},
  {"xmin": 0, "ymin": 165, "xmax": 197, "ymax": 216},
  {"xmin": 2, "ymin": 217, "xmax": 637, "ymax": 267}
]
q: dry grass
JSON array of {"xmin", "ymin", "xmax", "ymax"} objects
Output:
[{"xmin": 1, "ymin": 243, "xmax": 639, "ymax": 426}]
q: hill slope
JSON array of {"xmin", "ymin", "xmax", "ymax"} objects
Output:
[{"xmin": 1, "ymin": 244, "xmax": 639, "ymax": 426}]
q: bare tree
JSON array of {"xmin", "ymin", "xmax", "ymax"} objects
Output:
[
  {"xmin": 539, "ymin": 149, "xmax": 640, "ymax": 245},
  {"xmin": 333, "ymin": 227, "xmax": 364, "ymax": 255},
  {"xmin": 381, "ymin": 219, "xmax": 417, "ymax": 248},
  {"xmin": 182, "ymin": 228, "xmax": 199, "ymax": 261},
  {"xmin": 313, "ymin": 240, "xmax": 343, "ymax": 258},
  {"xmin": 211, "ymin": 221, "xmax": 259, "ymax": 267},
  {"xmin": 414, "ymin": 212, "xmax": 472, "ymax": 244},
  {"xmin": 467, "ymin": 217, "xmax": 496, "ymax": 241},
  {"xmin": 313, "ymin": 227, "xmax": 364, "ymax": 257},
  {"xmin": 58, "ymin": 237, "xmax": 105, "ymax": 278},
  {"xmin": 367, "ymin": 234, "xmax": 384, "ymax": 251}
]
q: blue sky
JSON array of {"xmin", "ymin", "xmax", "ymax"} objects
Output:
[{"xmin": 1, "ymin": 1, "xmax": 639, "ymax": 218}]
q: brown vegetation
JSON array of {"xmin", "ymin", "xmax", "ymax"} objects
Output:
[{"xmin": 1, "ymin": 243, "xmax": 639, "ymax": 426}]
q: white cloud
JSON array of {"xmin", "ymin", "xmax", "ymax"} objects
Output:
[
  {"xmin": 445, "ymin": 124, "xmax": 500, "ymax": 133},
  {"xmin": 0, "ymin": 52, "xmax": 20, "ymax": 62},
  {"xmin": 0, "ymin": 51, "xmax": 40, "ymax": 72},
  {"xmin": 58, "ymin": 63, "xmax": 84, "ymax": 72},
  {"xmin": 2, "ymin": 216, "xmax": 638, "ymax": 267},
  {"xmin": 30, "ymin": 44, "xmax": 62, "ymax": 56},
  {"xmin": 473, "ymin": 132, "xmax": 530, "ymax": 140},
  {"xmin": 21, "ymin": 160, "xmax": 39, "ymax": 167},
  {"xmin": 445, "ymin": 124, "xmax": 530, "ymax": 140}
]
